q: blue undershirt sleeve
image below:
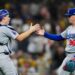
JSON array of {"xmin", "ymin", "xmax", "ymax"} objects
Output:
[{"xmin": 44, "ymin": 32, "xmax": 65, "ymax": 41}]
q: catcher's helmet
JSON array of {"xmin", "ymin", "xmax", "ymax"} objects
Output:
[
  {"xmin": 65, "ymin": 8, "xmax": 75, "ymax": 17},
  {"xmin": 0, "ymin": 9, "xmax": 9, "ymax": 20}
]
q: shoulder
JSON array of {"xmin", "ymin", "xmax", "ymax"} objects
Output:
[
  {"xmin": 0, "ymin": 26, "xmax": 8, "ymax": 30},
  {"xmin": 7, "ymin": 25, "xmax": 16, "ymax": 31},
  {"xmin": 0, "ymin": 25, "xmax": 15, "ymax": 31},
  {"xmin": 0, "ymin": 25, "xmax": 14, "ymax": 32},
  {"xmin": 66, "ymin": 25, "xmax": 72, "ymax": 30}
]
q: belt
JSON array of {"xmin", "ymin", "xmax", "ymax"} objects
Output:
[
  {"xmin": 0, "ymin": 52, "xmax": 10, "ymax": 55},
  {"xmin": 0, "ymin": 43, "xmax": 5, "ymax": 45},
  {"xmin": 0, "ymin": 43, "xmax": 11, "ymax": 54},
  {"xmin": 66, "ymin": 52, "xmax": 75, "ymax": 54}
]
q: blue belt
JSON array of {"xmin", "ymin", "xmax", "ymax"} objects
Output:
[
  {"xmin": 0, "ymin": 43, "xmax": 5, "ymax": 45},
  {"xmin": 0, "ymin": 52, "xmax": 10, "ymax": 55},
  {"xmin": 66, "ymin": 52, "xmax": 75, "ymax": 54},
  {"xmin": 0, "ymin": 43, "xmax": 11, "ymax": 54}
]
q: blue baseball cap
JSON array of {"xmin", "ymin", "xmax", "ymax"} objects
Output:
[
  {"xmin": 65, "ymin": 8, "xmax": 75, "ymax": 17},
  {"xmin": 0, "ymin": 9, "xmax": 9, "ymax": 20}
]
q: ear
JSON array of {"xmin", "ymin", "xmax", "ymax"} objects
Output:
[{"xmin": 3, "ymin": 16, "xmax": 6, "ymax": 21}]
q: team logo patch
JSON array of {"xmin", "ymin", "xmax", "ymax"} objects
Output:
[{"xmin": 12, "ymin": 30, "xmax": 17, "ymax": 35}]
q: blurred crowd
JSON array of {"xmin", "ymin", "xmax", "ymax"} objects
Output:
[{"xmin": 1, "ymin": 0, "xmax": 75, "ymax": 75}]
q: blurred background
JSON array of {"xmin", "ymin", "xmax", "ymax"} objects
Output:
[{"xmin": 0, "ymin": 0, "xmax": 75, "ymax": 75}]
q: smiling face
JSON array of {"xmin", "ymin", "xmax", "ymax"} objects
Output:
[{"xmin": 68, "ymin": 15, "xmax": 75, "ymax": 25}]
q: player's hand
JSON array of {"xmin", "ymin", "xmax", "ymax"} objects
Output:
[
  {"xmin": 36, "ymin": 28, "xmax": 45, "ymax": 36},
  {"xmin": 30, "ymin": 23, "xmax": 40, "ymax": 32}
]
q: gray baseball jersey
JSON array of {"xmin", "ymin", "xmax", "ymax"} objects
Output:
[
  {"xmin": 61, "ymin": 25, "xmax": 75, "ymax": 52},
  {"xmin": 0, "ymin": 25, "xmax": 19, "ymax": 53}
]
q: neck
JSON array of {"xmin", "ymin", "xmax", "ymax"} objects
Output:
[
  {"xmin": 0, "ymin": 21, "xmax": 6, "ymax": 25},
  {"xmin": 72, "ymin": 25, "xmax": 75, "ymax": 27},
  {"xmin": 71, "ymin": 22, "xmax": 75, "ymax": 26}
]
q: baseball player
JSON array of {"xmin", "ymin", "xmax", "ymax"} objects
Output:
[
  {"xmin": 36, "ymin": 8, "xmax": 75, "ymax": 75},
  {"xmin": 0, "ymin": 9, "xmax": 40, "ymax": 75}
]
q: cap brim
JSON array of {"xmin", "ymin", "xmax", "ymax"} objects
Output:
[{"xmin": 64, "ymin": 13, "xmax": 71, "ymax": 17}]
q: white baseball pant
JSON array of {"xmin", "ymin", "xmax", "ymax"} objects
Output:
[
  {"xmin": 57, "ymin": 53, "xmax": 75, "ymax": 75},
  {"xmin": 0, "ymin": 53, "xmax": 18, "ymax": 75}
]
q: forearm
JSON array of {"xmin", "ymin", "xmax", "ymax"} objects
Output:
[
  {"xmin": 44, "ymin": 32, "xmax": 65, "ymax": 41},
  {"xmin": 16, "ymin": 29, "xmax": 33, "ymax": 41}
]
